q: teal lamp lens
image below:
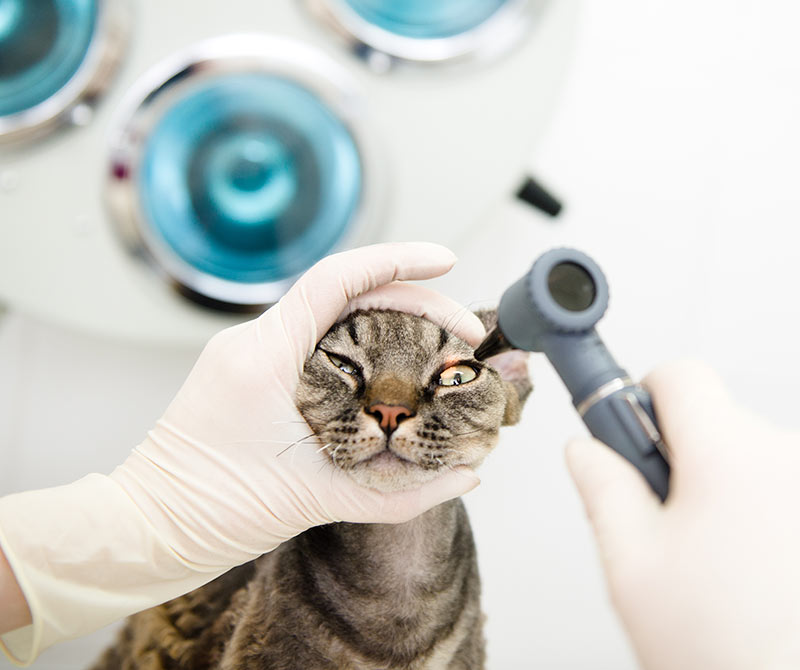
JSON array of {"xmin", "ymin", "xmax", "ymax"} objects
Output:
[
  {"xmin": 138, "ymin": 73, "xmax": 362, "ymax": 284},
  {"xmin": 343, "ymin": 0, "xmax": 508, "ymax": 38},
  {"xmin": 0, "ymin": 0, "xmax": 97, "ymax": 117}
]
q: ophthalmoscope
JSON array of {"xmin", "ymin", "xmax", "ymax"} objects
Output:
[{"xmin": 474, "ymin": 248, "xmax": 671, "ymax": 501}]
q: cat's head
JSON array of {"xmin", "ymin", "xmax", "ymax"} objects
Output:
[{"xmin": 296, "ymin": 309, "xmax": 531, "ymax": 492}]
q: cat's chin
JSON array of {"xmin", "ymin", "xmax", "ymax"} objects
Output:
[{"xmin": 344, "ymin": 451, "xmax": 441, "ymax": 493}]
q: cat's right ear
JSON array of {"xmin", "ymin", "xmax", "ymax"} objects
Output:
[
  {"xmin": 473, "ymin": 309, "xmax": 533, "ymax": 426},
  {"xmin": 494, "ymin": 350, "xmax": 532, "ymax": 425}
]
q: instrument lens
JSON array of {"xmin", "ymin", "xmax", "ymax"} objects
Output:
[{"xmin": 548, "ymin": 261, "xmax": 596, "ymax": 312}]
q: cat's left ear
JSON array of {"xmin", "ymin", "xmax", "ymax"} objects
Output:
[{"xmin": 474, "ymin": 309, "xmax": 533, "ymax": 426}]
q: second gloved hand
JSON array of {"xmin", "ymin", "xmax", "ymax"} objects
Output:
[{"xmin": 566, "ymin": 361, "xmax": 800, "ymax": 670}]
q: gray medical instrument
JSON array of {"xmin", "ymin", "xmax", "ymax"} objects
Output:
[{"xmin": 474, "ymin": 248, "xmax": 671, "ymax": 501}]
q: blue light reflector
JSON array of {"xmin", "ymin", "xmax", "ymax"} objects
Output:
[
  {"xmin": 138, "ymin": 73, "xmax": 362, "ymax": 283},
  {"xmin": 0, "ymin": 0, "xmax": 97, "ymax": 117},
  {"xmin": 343, "ymin": 0, "xmax": 508, "ymax": 39}
]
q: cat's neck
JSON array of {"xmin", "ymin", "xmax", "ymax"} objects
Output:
[
  {"xmin": 287, "ymin": 499, "xmax": 479, "ymax": 665},
  {"xmin": 297, "ymin": 499, "xmax": 474, "ymax": 609}
]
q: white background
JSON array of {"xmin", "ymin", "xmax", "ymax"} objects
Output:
[{"xmin": 3, "ymin": 1, "xmax": 800, "ymax": 668}]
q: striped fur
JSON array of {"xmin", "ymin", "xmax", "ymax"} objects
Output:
[{"xmin": 90, "ymin": 310, "xmax": 530, "ymax": 670}]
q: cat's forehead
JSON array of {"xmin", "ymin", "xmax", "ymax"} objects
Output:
[{"xmin": 321, "ymin": 310, "xmax": 473, "ymax": 363}]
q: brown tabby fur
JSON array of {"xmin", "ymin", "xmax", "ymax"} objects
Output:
[{"xmin": 90, "ymin": 310, "xmax": 531, "ymax": 670}]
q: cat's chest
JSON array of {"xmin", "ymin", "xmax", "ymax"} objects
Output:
[{"xmin": 336, "ymin": 608, "xmax": 474, "ymax": 670}]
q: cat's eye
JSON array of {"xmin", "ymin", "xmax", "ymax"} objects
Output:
[
  {"xmin": 326, "ymin": 353, "xmax": 357, "ymax": 376},
  {"xmin": 438, "ymin": 365, "xmax": 478, "ymax": 387}
]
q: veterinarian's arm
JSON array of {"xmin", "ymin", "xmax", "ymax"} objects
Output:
[
  {"xmin": 0, "ymin": 242, "xmax": 483, "ymax": 665},
  {"xmin": 567, "ymin": 360, "xmax": 800, "ymax": 670},
  {"xmin": 0, "ymin": 546, "xmax": 30, "ymax": 634}
]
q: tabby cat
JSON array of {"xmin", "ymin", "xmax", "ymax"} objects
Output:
[{"xmin": 90, "ymin": 309, "xmax": 531, "ymax": 670}]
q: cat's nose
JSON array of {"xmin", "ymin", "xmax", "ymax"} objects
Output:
[{"xmin": 367, "ymin": 403, "xmax": 415, "ymax": 435}]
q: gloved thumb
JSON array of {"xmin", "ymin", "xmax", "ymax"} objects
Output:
[{"xmin": 565, "ymin": 437, "xmax": 661, "ymax": 564}]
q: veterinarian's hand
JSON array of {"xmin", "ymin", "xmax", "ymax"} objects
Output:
[
  {"xmin": 113, "ymin": 242, "xmax": 485, "ymax": 558},
  {"xmin": 566, "ymin": 360, "xmax": 800, "ymax": 670},
  {"xmin": 0, "ymin": 243, "xmax": 484, "ymax": 664}
]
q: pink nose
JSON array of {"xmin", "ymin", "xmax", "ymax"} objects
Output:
[{"xmin": 367, "ymin": 403, "xmax": 415, "ymax": 434}]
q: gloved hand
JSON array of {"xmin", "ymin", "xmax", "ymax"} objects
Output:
[
  {"xmin": 566, "ymin": 360, "xmax": 800, "ymax": 670},
  {"xmin": 0, "ymin": 243, "xmax": 484, "ymax": 665}
]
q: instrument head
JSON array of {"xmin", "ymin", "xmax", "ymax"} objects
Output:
[{"xmin": 474, "ymin": 247, "xmax": 609, "ymax": 359}]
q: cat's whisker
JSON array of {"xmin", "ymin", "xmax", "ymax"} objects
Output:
[
  {"xmin": 271, "ymin": 420, "xmax": 325, "ymax": 427},
  {"xmin": 327, "ymin": 452, "xmax": 338, "ymax": 483},
  {"xmin": 450, "ymin": 428, "xmax": 485, "ymax": 438},
  {"xmin": 316, "ymin": 442, "xmax": 341, "ymax": 474},
  {"xmin": 276, "ymin": 432, "xmax": 318, "ymax": 457},
  {"xmin": 435, "ymin": 456, "xmax": 463, "ymax": 475},
  {"xmin": 451, "ymin": 308, "xmax": 470, "ymax": 332},
  {"xmin": 276, "ymin": 444, "xmax": 295, "ymax": 457},
  {"xmin": 207, "ymin": 438, "xmax": 317, "ymax": 448},
  {"xmin": 441, "ymin": 305, "xmax": 471, "ymax": 337},
  {"xmin": 442, "ymin": 300, "xmax": 496, "ymax": 346}
]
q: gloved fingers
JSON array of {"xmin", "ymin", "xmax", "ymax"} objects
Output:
[
  {"xmin": 341, "ymin": 282, "xmax": 486, "ymax": 347},
  {"xmin": 565, "ymin": 437, "xmax": 661, "ymax": 565},
  {"xmin": 643, "ymin": 359, "xmax": 740, "ymax": 463},
  {"xmin": 273, "ymin": 242, "xmax": 459, "ymax": 360}
]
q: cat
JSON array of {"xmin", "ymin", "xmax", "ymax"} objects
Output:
[{"xmin": 90, "ymin": 309, "xmax": 531, "ymax": 670}]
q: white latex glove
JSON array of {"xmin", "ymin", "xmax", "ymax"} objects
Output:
[
  {"xmin": 566, "ymin": 360, "xmax": 800, "ymax": 670},
  {"xmin": 0, "ymin": 242, "xmax": 484, "ymax": 665}
]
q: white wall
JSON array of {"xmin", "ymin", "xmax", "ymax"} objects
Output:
[{"xmin": 3, "ymin": 1, "xmax": 800, "ymax": 668}]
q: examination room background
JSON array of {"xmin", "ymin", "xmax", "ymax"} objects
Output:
[{"xmin": 2, "ymin": 1, "xmax": 800, "ymax": 668}]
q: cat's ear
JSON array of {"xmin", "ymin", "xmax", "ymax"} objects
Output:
[{"xmin": 474, "ymin": 309, "xmax": 533, "ymax": 426}]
